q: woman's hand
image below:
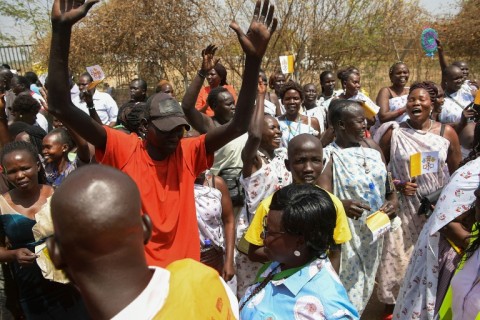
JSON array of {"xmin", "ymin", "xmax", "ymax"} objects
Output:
[
  {"xmin": 257, "ymin": 75, "xmax": 267, "ymax": 96},
  {"xmin": 229, "ymin": 0, "xmax": 278, "ymax": 59},
  {"xmin": 222, "ymin": 259, "xmax": 235, "ymax": 282},
  {"xmin": 341, "ymin": 199, "xmax": 371, "ymax": 220},
  {"xmin": 396, "ymin": 178, "xmax": 418, "ymax": 196},
  {"xmin": 379, "ymin": 200, "xmax": 398, "ymax": 218},
  {"xmin": 201, "ymin": 45, "xmax": 219, "ymax": 73},
  {"xmin": 15, "ymin": 248, "xmax": 37, "ymax": 266}
]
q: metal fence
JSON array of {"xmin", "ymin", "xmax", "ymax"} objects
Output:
[{"xmin": 0, "ymin": 45, "xmax": 33, "ymax": 72}]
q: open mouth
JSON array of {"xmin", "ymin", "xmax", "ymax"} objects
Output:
[{"xmin": 411, "ymin": 107, "xmax": 422, "ymax": 115}]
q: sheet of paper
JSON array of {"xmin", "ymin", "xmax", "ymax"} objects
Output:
[{"xmin": 366, "ymin": 210, "xmax": 391, "ymax": 244}]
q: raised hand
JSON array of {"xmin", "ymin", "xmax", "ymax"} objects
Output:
[
  {"xmin": 435, "ymin": 38, "xmax": 443, "ymax": 52},
  {"xmin": 51, "ymin": 0, "xmax": 99, "ymax": 26},
  {"xmin": 230, "ymin": 0, "xmax": 278, "ymax": 59},
  {"xmin": 258, "ymin": 75, "xmax": 267, "ymax": 95},
  {"xmin": 201, "ymin": 45, "xmax": 220, "ymax": 73}
]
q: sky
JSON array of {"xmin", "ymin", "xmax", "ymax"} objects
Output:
[
  {"xmin": 419, "ymin": 0, "xmax": 460, "ymax": 16},
  {"xmin": 0, "ymin": 0, "xmax": 462, "ymax": 45}
]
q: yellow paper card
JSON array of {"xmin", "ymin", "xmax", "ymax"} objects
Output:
[
  {"xmin": 361, "ymin": 101, "xmax": 378, "ymax": 119},
  {"xmin": 366, "ymin": 210, "xmax": 391, "ymax": 243},
  {"xmin": 410, "ymin": 152, "xmax": 422, "ymax": 177}
]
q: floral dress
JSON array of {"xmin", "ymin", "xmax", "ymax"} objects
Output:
[{"xmin": 235, "ymin": 148, "xmax": 291, "ymax": 298}]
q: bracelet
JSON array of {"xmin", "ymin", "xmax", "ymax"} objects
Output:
[
  {"xmin": 87, "ymin": 105, "xmax": 95, "ymax": 111},
  {"xmin": 197, "ymin": 70, "xmax": 207, "ymax": 78}
]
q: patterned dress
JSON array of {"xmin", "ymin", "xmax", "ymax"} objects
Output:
[
  {"xmin": 277, "ymin": 117, "xmax": 319, "ymax": 148},
  {"xmin": 236, "ymin": 148, "xmax": 291, "ymax": 298},
  {"xmin": 393, "ymin": 157, "xmax": 480, "ymax": 320},
  {"xmin": 323, "ymin": 143, "xmax": 387, "ymax": 314},
  {"xmin": 388, "ymin": 94, "xmax": 409, "ymax": 123},
  {"xmin": 239, "ymin": 258, "xmax": 359, "ymax": 320},
  {"xmin": 373, "ymin": 122, "xmax": 450, "ymax": 305}
]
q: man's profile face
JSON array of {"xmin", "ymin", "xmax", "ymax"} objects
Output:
[{"xmin": 77, "ymin": 75, "xmax": 92, "ymax": 92}]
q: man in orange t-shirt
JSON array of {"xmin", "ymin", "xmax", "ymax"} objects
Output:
[{"xmin": 47, "ymin": 0, "xmax": 278, "ymax": 267}]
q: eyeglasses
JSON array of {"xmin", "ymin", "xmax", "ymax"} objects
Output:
[{"xmin": 260, "ymin": 215, "xmax": 287, "ymax": 240}]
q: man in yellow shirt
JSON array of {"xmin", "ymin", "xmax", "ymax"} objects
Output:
[{"xmin": 244, "ymin": 134, "xmax": 351, "ymax": 273}]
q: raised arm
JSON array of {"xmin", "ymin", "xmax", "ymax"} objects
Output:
[
  {"xmin": 182, "ymin": 45, "xmax": 218, "ymax": 133},
  {"xmin": 436, "ymin": 38, "xmax": 448, "ymax": 72},
  {"xmin": 241, "ymin": 76, "xmax": 266, "ymax": 178},
  {"xmin": 47, "ymin": 0, "xmax": 107, "ymax": 150},
  {"xmin": 205, "ymin": 0, "xmax": 277, "ymax": 154}
]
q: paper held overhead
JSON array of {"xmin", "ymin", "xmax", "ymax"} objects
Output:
[
  {"xmin": 86, "ymin": 65, "xmax": 106, "ymax": 90},
  {"xmin": 279, "ymin": 55, "xmax": 294, "ymax": 74}
]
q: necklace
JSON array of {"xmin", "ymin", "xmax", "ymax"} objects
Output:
[
  {"xmin": 359, "ymin": 144, "xmax": 370, "ymax": 174},
  {"xmin": 406, "ymin": 119, "xmax": 433, "ymax": 133},
  {"xmin": 239, "ymin": 264, "xmax": 281, "ymax": 311}
]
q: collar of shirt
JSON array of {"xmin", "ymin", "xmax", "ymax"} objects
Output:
[
  {"xmin": 111, "ymin": 266, "xmax": 170, "ymax": 320},
  {"xmin": 267, "ymin": 258, "xmax": 326, "ymax": 296}
]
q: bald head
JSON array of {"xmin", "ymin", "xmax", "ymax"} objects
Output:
[
  {"xmin": 288, "ymin": 134, "xmax": 323, "ymax": 159},
  {"xmin": 287, "ymin": 134, "xmax": 324, "ymax": 184},
  {"xmin": 51, "ymin": 165, "xmax": 145, "ymax": 258},
  {"xmin": 443, "ymin": 65, "xmax": 464, "ymax": 93}
]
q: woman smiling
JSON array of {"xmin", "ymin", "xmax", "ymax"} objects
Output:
[
  {"xmin": 374, "ymin": 81, "xmax": 461, "ymax": 317},
  {"xmin": 276, "ymin": 81, "xmax": 320, "ymax": 147}
]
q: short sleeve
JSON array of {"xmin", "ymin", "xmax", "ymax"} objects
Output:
[
  {"xmin": 95, "ymin": 126, "xmax": 139, "ymax": 169},
  {"xmin": 180, "ymin": 135, "xmax": 214, "ymax": 177},
  {"xmin": 244, "ymin": 195, "xmax": 273, "ymax": 246},
  {"xmin": 327, "ymin": 191, "xmax": 352, "ymax": 244}
]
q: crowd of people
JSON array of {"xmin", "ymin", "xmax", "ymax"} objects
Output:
[{"xmin": 0, "ymin": 0, "xmax": 478, "ymax": 319}]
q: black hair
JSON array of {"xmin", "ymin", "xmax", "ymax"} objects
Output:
[
  {"xmin": 388, "ymin": 61, "xmax": 408, "ymax": 75},
  {"xmin": 24, "ymin": 71, "xmax": 39, "ymax": 85},
  {"xmin": 268, "ymin": 70, "xmax": 285, "ymax": 90},
  {"xmin": 328, "ymin": 98, "xmax": 362, "ymax": 126},
  {"xmin": 320, "ymin": 70, "xmax": 334, "ymax": 83},
  {"xmin": 269, "ymin": 184, "xmax": 336, "ymax": 257},
  {"xmin": 278, "ymin": 80, "xmax": 304, "ymax": 101},
  {"xmin": 8, "ymin": 123, "xmax": 46, "ymax": 155},
  {"xmin": 12, "ymin": 75, "xmax": 30, "ymax": 90},
  {"xmin": 80, "ymin": 72, "xmax": 93, "ymax": 82},
  {"xmin": 1, "ymin": 64, "xmax": 11, "ymax": 69},
  {"xmin": 131, "ymin": 78, "xmax": 147, "ymax": 91},
  {"xmin": 337, "ymin": 66, "xmax": 359, "ymax": 83},
  {"xmin": 207, "ymin": 87, "xmax": 229, "ymax": 111},
  {"xmin": 12, "ymin": 93, "xmax": 41, "ymax": 115},
  {"xmin": 409, "ymin": 81, "xmax": 438, "ymax": 103},
  {"xmin": 213, "ymin": 64, "xmax": 228, "ymax": 86},
  {"xmin": 118, "ymin": 102, "xmax": 148, "ymax": 135},
  {"xmin": 0, "ymin": 140, "xmax": 46, "ymax": 184},
  {"xmin": 47, "ymin": 128, "xmax": 75, "ymax": 151}
]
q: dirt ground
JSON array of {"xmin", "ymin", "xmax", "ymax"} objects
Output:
[{"xmin": 361, "ymin": 284, "xmax": 385, "ymax": 320}]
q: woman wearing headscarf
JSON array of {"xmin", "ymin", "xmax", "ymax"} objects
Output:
[{"xmin": 195, "ymin": 63, "xmax": 237, "ymax": 117}]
